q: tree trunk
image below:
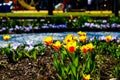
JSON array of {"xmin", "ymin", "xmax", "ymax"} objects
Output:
[{"xmin": 48, "ymin": 0, "xmax": 54, "ymax": 15}]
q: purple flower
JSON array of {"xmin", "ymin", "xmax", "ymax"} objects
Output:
[
  {"xmin": 42, "ymin": 25, "xmax": 49, "ymax": 29},
  {"xmin": 117, "ymin": 24, "xmax": 120, "ymax": 28},
  {"xmin": 89, "ymin": 23, "xmax": 95, "ymax": 28},
  {"xmin": 34, "ymin": 26, "xmax": 40, "ymax": 30},
  {"xmin": 14, "ymin": 25, "xmax": 20, "ymax": 30},
  {"xmin": 2, "ymin": 20, "xmax": 6, "ymax": 22},
  {"xmin": 28, "ymin": 25, "xmax": 32, "ymax": 30},
  {"xmin": 25, "ymin": 40, "xmax": 34, "ymax": 51},
  {"xmin": 106, "ymin": 23, "xmax": 110, "ymax": 28},
  {"xmin": 58, "ymin": 24, "xmax": 67, "ymax": 28},
  {"xmin": 102, "ymin": 20, "xmax": 107, "ymax": 23},
  {"xmin": 24, "ymin": 27, "xmax": 31, "ymax": 32},
  {"xmin": 1, "ymin": 27, "xmax": 6, "ymax": 30},
  {"xmin": 25, "ymin": 40, "xmax": 33, "ymax": 47},
  {"xmin": 0, "ymin": 29, "xmax": 3, "ymax": 32},
  {"xmin": 101, "ymin": 24, "xmax": 107, "ymax": 28},
  {"xmin": 111, "ymin": 23, "xmax": 118, "ymax": 28},
  {"xmin": 84, "ymin": 23, "xmax": 90, "ymax": 27}
]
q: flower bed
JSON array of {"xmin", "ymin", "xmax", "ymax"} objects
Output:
[
  {"xmin": 0, "ymin": 16, "xmax": 120, "ymax": 34},
  {"xmin": 0, "ymin": 31, "xmax": 120, "ymax": 80}
]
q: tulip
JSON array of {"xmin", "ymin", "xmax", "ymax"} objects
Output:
[
  {"xmin": 80, "ymin": 45, "xmax": 88, "ymax": 53},
  {"xmin": 105, "ymin": 35, "xmax": 112, "ymax": 42},
  {"xmin": 3, "ymin": 35, "xmax": 11, "ymax": 41},
  {"xmin": 66, "ymin": 41, "xmax": 76, "ymax": 53},
  {"xmin": 53, "ymin": 41, "xmax": 61, "ymax": 51},
  {"xmin": 63, "ymin": 34, "xmax": 73, "ymax": 44},
  {"xmin": 43, "ymin": 36, "xmax": 53, "ymax": 46},
  {"xmin": 77, "ymin": 31, "xmax": 86, "ymax": 36},
  {"xmin": 83, "ymin": 74, "xmax": 90, "ymax": 80},
  {"xmin": 79, "ymin": 36, "xmax": 87, "ymax": 42},
  {"xmin": 86, "ymin": 43, "xmax": 94, "ymax": 51}
]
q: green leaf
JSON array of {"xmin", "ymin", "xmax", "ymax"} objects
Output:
[
  {"xmin": 70, "ymin": 64, "xmax": 76, "ymax": 78},
  {"xmin": 64, "ymin": 66, "xmax": 70, "ymax": 74},
  {"xmin": 17, "ymin": 51, "xmax": 23, "ymax": 59},
  {"xmin": 56, "ymin": 74, "xmax": 63, "ymax": 80},
  {"xmin": 61, "ymin": 67, "xmax": 67, "ymax": 79},
  {"xmin": 74, "ymin": 57, "xmax": 79, "ymax": 67},
  {"xmin": 53, "ymin": 54, "xmax": 59, "ymax": 70},
  {"xmin": 32, "ymin": 51, "xmax": 37, "ymax": 59},
  {"xmin": 62, "ymin": 49, "xmax": 67, "ymax": 55}
]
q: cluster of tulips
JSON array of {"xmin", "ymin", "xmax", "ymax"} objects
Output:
[
  {"xmin": 43, "ymin": 31, "xmax": 120, "ymax": 80},
  {"xmin": 43, "ymin": 31, "xmax": 96, "ymax": 80},
  {"xmin": 2, "ymin": 31, "xmax": 120, "ymax": 80},
  {"xmin": 43, "ymin": 31, "xmax": 114, "ymax": 54}
]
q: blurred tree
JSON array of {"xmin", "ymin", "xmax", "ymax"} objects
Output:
[{"xmin": 112, "ymin": 0, "xmax": 119, "ymax": 16}]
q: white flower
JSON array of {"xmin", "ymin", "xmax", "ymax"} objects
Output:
[{"xmin": 25, "ymin": 46, "xmax": 34, "ymax": 51}]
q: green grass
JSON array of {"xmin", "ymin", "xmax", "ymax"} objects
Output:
[{"xmin": 0, "ymin": 10, "xmax": 119, "ymax": 17}]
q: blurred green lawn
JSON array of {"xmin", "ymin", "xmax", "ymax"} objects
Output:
[{"xmin": 0, "ymin": 10, "xmax": 119, "ymax": 17}]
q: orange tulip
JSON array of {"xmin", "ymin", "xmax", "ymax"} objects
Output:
[
  {"xmin": 105, "ymin": 35, "xmax": 112, "ymax": 42},
  {"xmin": 3, "ymin": 35, "xmax": 11, "ymax": 41},
  {"xmin": 80, "ymin": 43, "xmax": 94, "ymax": 53},
  {"xmin": 53, "ymin": 41, "xmax": 61, "ymax": 51},
  {"xmin": 43, "ymin": 36, "xmax": 53, "ymax": 46},
  {"xmin": 83, "ymin": 74, "xmax": 90, "ymax": 80},
  {"xmin": 80, "ymin": 45, "xmax": 88, "ymax": 53}
]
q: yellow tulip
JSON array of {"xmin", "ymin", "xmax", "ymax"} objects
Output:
[
  {"xmin": 86, "ymin": 43, "xmax": 94, "ymax": 51},
  {"xmin": 80, "ymin": 45, "xmax": 88, "ymax": 53},
  {"xmin": 43, "ymin": 36, "xmax": 53, "ymax": 46},
  {"xmin": 77, "ymin": 31, "xmax": 86, "ymax": 36},
  {"xmin": 80, "ymin": 43, "xmax": 94, "ymax": 53},
  {"xmin": 83, "ymin": 74, "xmax": 90, "ymax": 80},
  {"xmin": 3, "ymin": 35, "xmax": 11, "ymax": 41},
  {"xmin": 63, "ymin": 34, "xmax": 73, "ymax": 44},
  {"xmin": 105, "ymin": 35, "xmax": 112, "ymax": 42},
  {"xmin": 53, "ymin": 41, "xmax": 61, "ymax": 51},
  {"xmin": 79, "ymin": 36, "xmax": 87, "ymax": 42},
  {"xmin": 66, "ymin": 41, "xmax": 76, "ymax": 53}
]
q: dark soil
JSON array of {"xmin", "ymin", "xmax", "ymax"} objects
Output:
[
  {"xmin": 0, "ymin": 48, "xmax": 119, "ymax": 80},
  {"xmin": 0, "ymin": 48, "xmax": 57, "ymax": 80}
]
